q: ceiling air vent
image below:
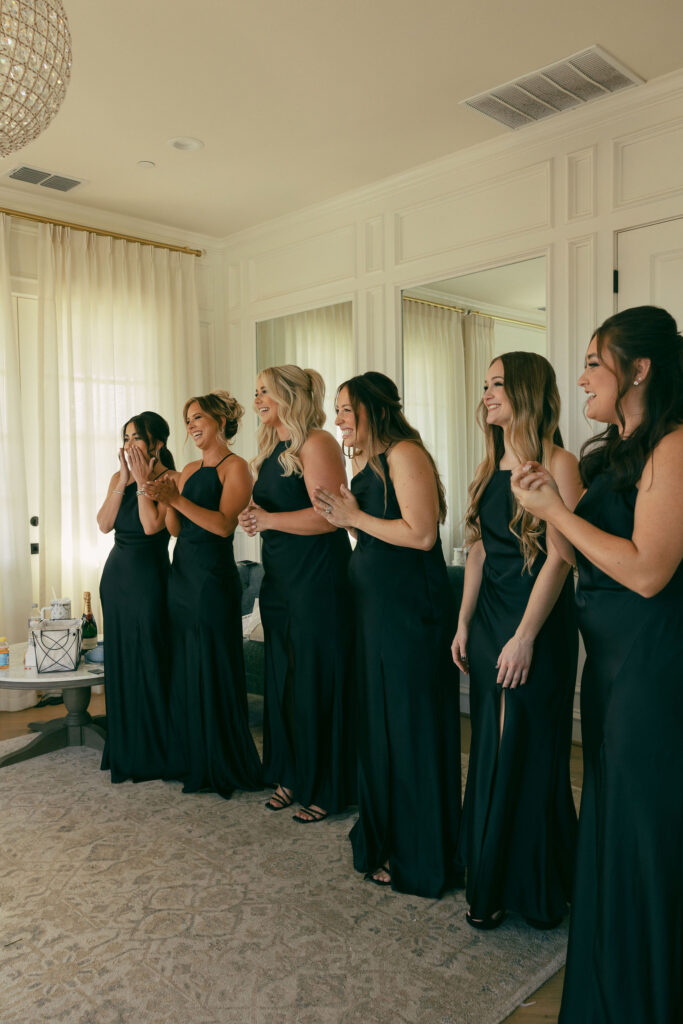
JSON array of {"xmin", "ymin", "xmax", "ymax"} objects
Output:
[
  {"xmin": 7, "ymin": 166, "xmax": 84, "ymax": 192},
  {"xmin": 462, "ymin": 45, "xmax": 643, "ymax": 129}
]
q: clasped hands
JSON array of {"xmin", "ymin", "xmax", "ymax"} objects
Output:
[
  {"xmin": 312, "ymin": 485, "xmax": 359, "ymax": 528},
  {"xmin": 510, "ymin": 461, "xmax": 563, "ymax": 518},
  {"xmin": 237, "ymin": 484, "xmax": 360, "ymax": 537},
  {"xmin": 142, "ymin": 473, "xmax": 179, "ymax": 505}
]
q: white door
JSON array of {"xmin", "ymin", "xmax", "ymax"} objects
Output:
[{"xmin": 616, "ymin": 216, "xmax": 683, "ymax": 325}]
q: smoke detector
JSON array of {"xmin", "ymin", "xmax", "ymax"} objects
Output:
[{"xmin": 462, "ymin": 46, "xmax": 643, "ymax": 129}]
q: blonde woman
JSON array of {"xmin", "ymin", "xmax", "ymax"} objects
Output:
[
  {"xmin": 238, "ymin": 365, "xmax": 352, "ymax": 822},
  {"xmin": 451, "ymin": 352, "xmax": 582, "ymax": 930},
  {"xmin": 145, "ymin": 390, "xmax": 262, "ymax": 798}
]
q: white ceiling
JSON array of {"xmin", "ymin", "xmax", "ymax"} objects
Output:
[{"xmin": 2, "ymin": 0, "xmax": 683, "ymax": 238}]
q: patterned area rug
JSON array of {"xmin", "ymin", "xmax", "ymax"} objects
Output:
[{"xmin": 0, "ymin": 734, "xmax": 567, "ymax": 1024}]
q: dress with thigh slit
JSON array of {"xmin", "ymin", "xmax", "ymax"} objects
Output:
[
  {"xmin": 166, "ymin": 455, "xmax": 262, "ymax": 797},
  {"xmin": 252, "ymin": 439, "xmax": 353, "ymax": 813},
  {"xmin": 100, "ymin": 479, "xmax": 170, "ymax": 783},
  {"xmin": 559, "ymin": 470, "xmax": 683, "ymax": 1024},
  {"xmin": 458, "ymin": 469, "xmax": 578, "ymax": 924},
  {"xmin": 348, "ymin": 452, "xmax": 461, "ymax": 898}
]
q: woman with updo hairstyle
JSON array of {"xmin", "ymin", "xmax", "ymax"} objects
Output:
[
  {"xmin": 238, "ymin": 365, "xmax": 352, "ymax": 822},
  {"xmin": 145, "ymin": 390, "xmax": 262, "ymax": 797},
  {"xmin": 98, "ymin": 411, "xmax": 176, "ymax": 783},
  {"xmin": 314, "ymin": 371, "xmax": 461, "ymax": 896},
  {"xmin": 511, "ymin": 307, "xmax": 683, "ymax": 1023},
  {"xmin": 452, "ymin": 351, "xmax": 582, "ymax": 931}
]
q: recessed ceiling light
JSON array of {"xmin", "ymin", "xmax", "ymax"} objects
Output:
[
  {"xmin": 168, "ymin": 137, "xmax": 205, "ymax": 151},
  {"xmin": 137, "ymin": 160, "xmax": 156, "ymax": 168}
]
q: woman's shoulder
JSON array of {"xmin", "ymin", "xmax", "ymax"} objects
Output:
[
  {"xmin": 219, "ymin": 451, "xmax": 250, "ymax": 477},
  {"xmin": 302, "ymin": 428, "xmax": 342, "ymax": 453},
  {"xmin": 180, "ymin": 459, "xmax": 201, "ymax": 481},
  {"xmin": 640, "ymin": 423, "xmax": 683, "ymax": 487},
  {"xmin": 386, "ymin": 438, "xmax": 432, "ymax": 470}
]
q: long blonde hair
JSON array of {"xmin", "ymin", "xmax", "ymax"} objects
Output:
[
  {"xmin": 251, "ymin": 365, "xmax": 326, "ymax": 477},
  {"xmin": 465, "ymin": 352, "xmax": 563, "ymax": 573}
]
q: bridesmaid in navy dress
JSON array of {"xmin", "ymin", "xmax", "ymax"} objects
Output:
[
  {"xmin": 145, "ymin": 390, "xmax": 262, "ymax": 798},
  {"xmin": 315, "ymin": 372, "xmax": 461, "ymax": 897},
  {"xmin": 98, "ymin": 412, "xmax": 174, "ymax": 783},
  {"xmin": 452, "ymin": 353, "xmax": 581, "ymax": 930},
  {"xmin": 238, "ymin": 365, "xmax": 352, "ymax": 823},
  {"xmin": 512, "ymin": 307, "xmax": 683, "ymax": 1024}
]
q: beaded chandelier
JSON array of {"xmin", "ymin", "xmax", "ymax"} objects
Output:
[{"xmin": 0, "ymin": 0, "xmax": 72, "ymax": 158}]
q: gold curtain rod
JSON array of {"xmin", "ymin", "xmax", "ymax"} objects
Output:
[
  {"xmin": 402, "ymin": 293, "xmax": 545, "ymax": 331},
  {"xmin": 1, "ymin": 207, "xmax": 203, "ymax": 258}
]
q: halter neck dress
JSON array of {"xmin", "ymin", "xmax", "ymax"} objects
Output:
[
  {"xmin": 252, "ymin": 437, "xmax": 353, "ymax": 813},
  {"xmin": 348, "ymin": 449, "xmax": 461, "ymax": 898},
  {"xmin": 100, "ymin": 474, "xmax": 171, "ymax": 783},
  {"xmin": 559, "ymin": 470, "xmax": 683, "ymax": 1024},
  {"xmin": 459, "ymin": 468, "xmax": 578, "ymax": 924},
  {"xmin": 166, "ymin": 454, "xmax": 262, "ymax": 797}
]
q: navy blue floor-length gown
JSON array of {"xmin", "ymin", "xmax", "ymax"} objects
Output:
[
  {"xmin": 100, "ymin": 480, "xmax": 170, "ymax": 783},
  {"xmin": 560, "ymin": 471, "xmax": 683, "ymax": 1023},
  {"xmin": 166, "ymin": 455, "xmax": 262, "ymax": 797},
  {"xmin": 348, "ymin": 451, "xmax": 461, "ymax": 898},
  {"xmin": 458, "ymin": 469, "xmax": 578, "ymax": 924}
]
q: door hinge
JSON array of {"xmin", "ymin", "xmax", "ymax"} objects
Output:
[{"xmin": 613, "ymin": 269, "xmax": 619, "ymax": 294}]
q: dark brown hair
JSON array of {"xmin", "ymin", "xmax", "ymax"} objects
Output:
[
  {"xmin": 337, "ymin": 371, "xmax": 447, "ymax": 523},
  {"xmin": 580, "ymin": 306, "xmax": 683, "ymax": 489}
]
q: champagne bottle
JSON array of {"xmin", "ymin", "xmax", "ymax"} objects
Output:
[{"xmin": 81, "ymin": 591, "xmax": 98, "ymax": 651}]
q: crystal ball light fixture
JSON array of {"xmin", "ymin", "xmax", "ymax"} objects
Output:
[{"xmin": 0, "ymin": 0, "xmax": 72, "ymax": 158}]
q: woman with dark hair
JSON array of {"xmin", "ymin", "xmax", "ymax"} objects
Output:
[
  {"xmin": 98, "ymin": 411, "xmax": 176, "ymax": 783},
  {"xmin": 451, "ymin": 352, "xmax": 582, "ymax": 930},
  {"xmin": 237, "ymin": 365, "xmax": 352, "ymax": 822},
  {"xmin": 512, "ymin": 307, "xmax": 683, "ymax": 1023},
  {"xmin": 314, "ymin": 371, "xmax": 461, "ymax": 897},
  {"xmin": 145, "ymin": 391, "xmax": 262, "ymax": 797}
]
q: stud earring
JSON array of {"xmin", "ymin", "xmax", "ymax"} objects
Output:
[{"xmin": 633, "ymin": 379, "xmax": 640, "ymax": 386}]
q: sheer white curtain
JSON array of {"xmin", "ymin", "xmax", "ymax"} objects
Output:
[
  {"xmin": 403, "ymin": 300, "xmax": 469, "ymax": 555},
  {"xmin": 256, "ymin": 301, "xmax": 354, "ymax": 430},
  {"xmin": 34, "ymin": 224, "xmax": 207, "ymax": 624},
  {"xmin": 0, "ymin": 215, "xmax": 32, "ymax": 645},
  {"xmin": 463, "ymin": 314, "xmax": 495, "ymax": 485}
]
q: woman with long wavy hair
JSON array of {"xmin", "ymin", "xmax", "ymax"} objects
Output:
[
  {"xmin": 452, "ymin": 352, "xmax": 582, "ymax": 930},
  {"xmin": 145, "ymin": 390, "xmax": 262, "ymax": 798},
  {"xmin": 98, "ymin": 411, "xmax": 175, "ymax": 783},
  {"xmin": 238, "ymin": 365, "xmax": 353, "ymax": 822},
  {"xmin": 315, "ymin": 371, "xmax": 461, "ymax": 897},
  {"xmin": 512, "ymin": 307, "xmax": 683, "ymax": 1023}
]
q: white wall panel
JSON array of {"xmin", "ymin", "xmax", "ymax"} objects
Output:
[
  {"xmin": 614, "ymin": 117, "xmax": 683, "ymax": 208},
  {"xmin": 247, "ymin": 224, "xmax": 357, "ymax": 303},
  {"xmin": 566, "ymin": 146, "xmax": 596, "ymax": 222},
  {"xmin": 567, "ymin": 234, "xmax": 598, "ymax": 448},
  {"xmin": 364, "ymin": 216, "xmax": 384, "ymax": 274},
  {"xmin": 394, "ymin": 162, "xmax": 552, "ymax": 264}
]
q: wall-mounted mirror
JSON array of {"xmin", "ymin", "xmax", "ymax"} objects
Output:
[
  {"xmin": 402, "ymin": 256, "xmax": 546, "ymax": 559},
  {"xmin": 255, "ymin": 300, "xmax": 354, "ymax": 431}
]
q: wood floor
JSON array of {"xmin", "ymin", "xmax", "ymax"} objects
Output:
[{"xmin": 0, "ymin": 699, "xmax": 582, "ymax": 1023}]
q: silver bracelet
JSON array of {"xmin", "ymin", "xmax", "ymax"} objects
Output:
[
  {"xmin": 114, "ymin": 489, "xmax": 125, "ymax": 495},
  {"xmin": 136, "ymin": 489, "xmax": 146, "ymax": 497}
]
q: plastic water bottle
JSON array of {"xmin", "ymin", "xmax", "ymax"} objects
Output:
[{"xmin": 0, "ymin": 637, "xmax": 9, "ymax": 672}]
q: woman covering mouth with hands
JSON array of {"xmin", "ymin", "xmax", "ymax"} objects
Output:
[
  {"xmin": 238, "ymin": 365, "xmax": 353, "ymax": 823},
  {"xmin": 511, "ymin": 306, "xmax": 683, "ymax": 1024},
  {"xmin": 98, "ymin": 412, "xmax": 176, "ymax": 784},
  {"xmin": 315, "ymin": 371, "xmax": 461, "ymax": 897}
]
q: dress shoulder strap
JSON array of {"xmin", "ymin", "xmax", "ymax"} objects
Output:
[{"xmin": 215, "ymin": 452, "xmax": 233, "ymax": 468}]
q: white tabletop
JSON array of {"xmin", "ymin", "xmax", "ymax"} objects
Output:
[{"xmin": 0, "ymin": 643, "xmax": 105, "ymax": 688}]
